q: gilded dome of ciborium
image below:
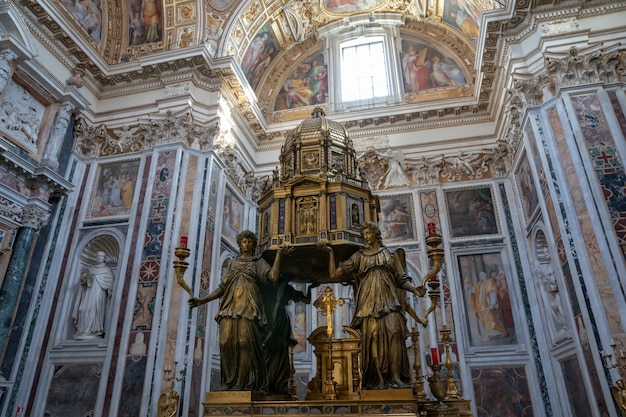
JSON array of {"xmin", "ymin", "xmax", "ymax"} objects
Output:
[
  {"xmin": 258, "ymin": 108, "xmax": 378, "ymax": 283},
  {"xmin": 280, "ymin": 107, "xmax": 359, "ymax": 182}
]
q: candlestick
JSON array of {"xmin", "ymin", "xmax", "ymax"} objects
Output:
[
  {"xmin": 439, "ymin": 273, "xmax": 447, "ymax": 325},
  {"xmin": 179, "ymin": 235, "xmax": 188, "ymax": 248}
]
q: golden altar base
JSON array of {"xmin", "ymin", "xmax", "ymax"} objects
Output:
[{"xmin": 202, "ymin": 394, "xmax": 472, "ymax": 417}]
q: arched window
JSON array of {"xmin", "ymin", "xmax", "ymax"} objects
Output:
[
  {"xmin": 318, "ymin": 13, "xmax": 404, "ymax": 112},
  {"xmin": 340, "ymin": 37, "xmax": 388, "ymax": 102}
]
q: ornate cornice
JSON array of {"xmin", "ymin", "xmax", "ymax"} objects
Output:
[
  {"xmin": 73, "ymin": 110, "xmax": 221, "ymax": 158},
  {"xmin": 545, "ymin": 45, "xmax": 626, "ymax": 94},
  {"xmin": 355, "ymin": 145, "xmax": 509, "ymax": 190},
  {"xmin": 509, "ymin": 44, "xmax": 626, "ymax": 107}
]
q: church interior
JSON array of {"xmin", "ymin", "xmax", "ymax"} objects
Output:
[{"xmin": 0, "ymin": 0, "xmax": 625, "ymax": 416}]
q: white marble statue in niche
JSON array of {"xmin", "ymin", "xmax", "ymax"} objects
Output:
[
  {"xmin": 72, "ymin": 250, "xmax": 116, "ymax": 339},
  {"xmin": 0, "ymin": 81, "xmax": 45, "ymax": 148},
  {"xmin": 534, "ymin": 230, "xmax": 568, "ymax": 335}
]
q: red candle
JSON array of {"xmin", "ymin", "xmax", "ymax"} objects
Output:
[
  {"xmin": 427, "ymin": 222, "xmax": 437, "ymax": 237},
  {"xmin": 180, "ymin": 235, "xmax": 188, "ymax": 248},
  {"xmin": 431, "ymin": 347, "xmax": 439, "ymax": 365}
]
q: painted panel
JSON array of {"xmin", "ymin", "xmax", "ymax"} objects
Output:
[
  {"xmin": 516, "ymin": 153, "xmax": 540, "ymax": 222},
  {"xmin": 458, "ymin": 252, "xmax": 517, "ymax": 347},
  {"xmin": 377, "ymin": 194, "xmax": 415, "ymax": 243},
  {"xmin": 323, "ymin": 0, "xmax": 385, "ymax": 14},
  {"xmin": 44, "ymin": 364, "xmax": 100, "ymax": 416},
  {"xmin": 445, "ymin": 187, "xmax": 498, "ymax": 238},
  {"xmin": 443, "ymin": 0, "xmax": 481, "ymax": 42},
  {"xmin": 222, "ymin": 186, "xmax": 245, "ymax": 247},
  {"xmin": 59, "ymin": 0, "xmax": 103, "ymax": 44},
  {"xmin": 242, "ymin": 24, "xmax": 281, "ymax": 89},
  {"xmin": 400, "ymin": 39, "xmax": 467, "ymax": 94},
  {"xmin": 87, "ymin": 160, "xmax": 140, "ymax": 219},
  {"xmin": 275, "ymin": 53, "xmax": 328, "ymax": 111},
  {"xmin": 128, "ymin": 0, "xmax": 163, "ymax": 46}
]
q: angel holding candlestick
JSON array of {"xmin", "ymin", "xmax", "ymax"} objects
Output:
[
  {"xmin": 187, "ymin": 230, "xmax": 292, "ymax": 392},
  {"xmin": 317, "ymin": 221, "xmax": 424, "ymax": 389}
]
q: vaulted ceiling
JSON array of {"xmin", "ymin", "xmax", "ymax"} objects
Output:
[{"xmin": 13, "ymin": 0, "xmax": 550, "ymax": 151}]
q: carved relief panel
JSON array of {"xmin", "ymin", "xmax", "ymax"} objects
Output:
[{"xmin": 0, "ymin": 79, "xmax": 46, "ymax": 151}]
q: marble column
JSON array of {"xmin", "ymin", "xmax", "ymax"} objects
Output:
[
  {"xmin": 0, "ymin": 49, "xmax": 17, "ymax": 93},
  {"xmin": 43, "ymin": 102, "xmax": 74, "ymax": 170},
  {"xmin": 0, "ymin": 205, "xmax": 49, "ymax": 356}
]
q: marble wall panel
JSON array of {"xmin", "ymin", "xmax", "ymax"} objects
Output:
[
  {"xmin": 471, "ymin": 366, "xmax": 533, "ymax": 416},
  {"xmin": 44, "ymin": 364, "xmax": 101, "ymax": 416}
]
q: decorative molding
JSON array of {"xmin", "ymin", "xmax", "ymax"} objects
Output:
[
  {"xmin": 214, "ymin": 144, "xmax": 270, "ymax": 201},
  {"xmin": 21, "ymin": 203, "xmax": 49, "ymax": 230},
  {"xmin": 545, "ymin": 46, "xmax": 626, "ymax": 95},
  {"xmin": 0, "ymin": 194, "xmax": 21, "ymax": 223},
  {"xmin": 73, "ymin": 111, "xmax": 220, "ymax": 158},
  {"xmin": 539, "ymin": 17, "xmax": 579, "ymax": 35}
]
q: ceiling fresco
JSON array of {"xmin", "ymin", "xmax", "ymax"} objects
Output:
[{"xmin": 20, "ymin": 0, "xmax": 509, "ymax": 141}]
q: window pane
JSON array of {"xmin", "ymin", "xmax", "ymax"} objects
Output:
[{"xmin": 341, "ymin": 40, "xmax": 388, "ymax": 102}]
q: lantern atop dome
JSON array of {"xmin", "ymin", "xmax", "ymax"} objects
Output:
[{"xmin": 279, "ymin": 107, "xmax": 360, "ymax": 184}]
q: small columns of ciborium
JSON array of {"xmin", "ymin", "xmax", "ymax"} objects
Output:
[{"xmin": 411, "ymin": 328, "xmax": 428, "ymax": 400}]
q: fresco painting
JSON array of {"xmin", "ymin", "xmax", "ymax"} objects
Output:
[
  {"xmin": 400, "ymin": 39, "xmax": 467, "ymax": 94},
  {"xmin": 242, "ymin": 24, "xmax": 281, "ymax": 90},
  {"xmin": 275, "ymin": 54, "xmax": 328, "ymax": 111}
]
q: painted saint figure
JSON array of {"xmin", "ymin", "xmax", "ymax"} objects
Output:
[
  {"xmin": 469, "ymin": 271, "xmax": 507, "ymax": 338},
  {"xmin": 72, "ymin": 250, "xmax": 115, "ymax": 338}
]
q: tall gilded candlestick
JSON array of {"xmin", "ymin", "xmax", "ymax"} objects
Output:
[
  {"xmin": 441, "ymin": 325, "xmax": 461, "ymax": 400},
  {"xmin": 413, "ymin": 232, "xmax": 444, "ymax": 331},
  {"xmin": 411, "ymin": 327, "xmax": 427, "ymax": 400}
]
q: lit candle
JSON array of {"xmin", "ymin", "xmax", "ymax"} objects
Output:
[
  {"xmin": 427, "ymin": 222, "xmax": 437, "ymax": 237},
  {"xmin": 180, "ymin": 235, "xmax": 188, "ymax": 248},
  {"xmin": 439, "ymin": 272, "xmax": 447, "ymax": 325},
  {"xmin": 431, "ymin": 347, "xmax": 439, "ymax": 365}
]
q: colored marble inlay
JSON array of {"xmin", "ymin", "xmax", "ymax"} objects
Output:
[
  {"xmin": 608, "ymin": 91, "xmax": 626, "ymax": 140},
  {"xmin": 571, "ymin": 93, "xmax": 626, "ymax": 262},
  {"xmin": 419, "ymin": 190, "xmax": 439, "ymax": 231},
  {"xmin": 499, "ymin": 183, "xmax": 549, "ymax": 414},
  {"xmin": 119, "ymin": 150, "xmax": 176, "ymax": 415},
  {"xmin": 543, "ymin": 106, "xmax": 609, "ymax": 414}
]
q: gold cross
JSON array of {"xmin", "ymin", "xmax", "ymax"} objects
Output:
[{"xmin": 314, "ymin": 287, "xmax": 344, "ymax": 336}]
